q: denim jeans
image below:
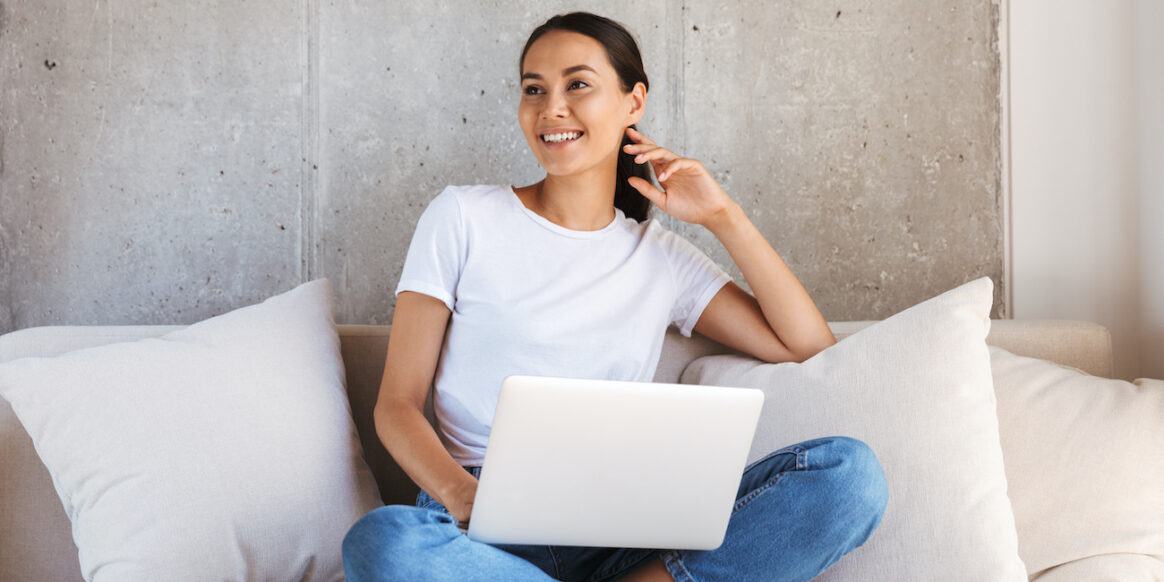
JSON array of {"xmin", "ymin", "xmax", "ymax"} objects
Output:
[{"xmin": 343, "ymin": 436, "xmax": 887, "ymax": 582}]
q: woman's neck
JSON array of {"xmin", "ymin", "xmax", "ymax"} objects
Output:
[{"xmin": 517, "ymin": 157, "xmax": 620, "ymax": 231}]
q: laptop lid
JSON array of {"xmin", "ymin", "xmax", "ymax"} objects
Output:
[{"xmin": 467, "ymin": 375, "xmax": 764, "ymax": 550}]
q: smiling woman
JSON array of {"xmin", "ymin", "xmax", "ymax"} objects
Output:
[
  {"xmin": 341, "ymin": 11, "xmax": 884, "ymax": 582},
  {"xmin": 519, "ymin": 13, "xmax": 656, "ymax": 226}
]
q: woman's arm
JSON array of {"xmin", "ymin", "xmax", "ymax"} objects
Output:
[
  {"xmin": 374, "ymin": 291, "xmax": 478, "ymax": 524},
  {"xmin": 624, "ymin": 127, "xmax": 834, "ymax": 363},
  {"xmin": 694, "ymin": 211, "xmax": 835, "ymax": 363}
]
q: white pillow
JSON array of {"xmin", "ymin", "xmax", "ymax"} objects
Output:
[
  {"xmin": 989, "ymin": 346, "xmax": 1164, "ymax": 579},
  {"xmin": 681, "ymin": 277, "xmax": 1027, "ymax": 580},
  {"xmin": 0, "ymin": 280, "xmax": 382, "ymax": 582}
]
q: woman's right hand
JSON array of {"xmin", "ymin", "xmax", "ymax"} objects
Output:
[
  {"xmin": 445, "ymin": 476, "xmax": 478, "ymax": 527},
  {"xmin": 374, "ymin": 291, "xmax": 483, "ymax": 532}
]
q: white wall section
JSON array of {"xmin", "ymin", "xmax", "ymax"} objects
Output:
[{"xmin": 1010, "ymin": 0, "xmax": 1159, "ymax": 379}]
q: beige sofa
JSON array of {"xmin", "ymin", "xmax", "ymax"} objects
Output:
[{"xmin": 0, "ymin": 319, "xmax": 1126, "ymax": 581}]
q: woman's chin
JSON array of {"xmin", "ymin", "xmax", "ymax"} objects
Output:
[
  {"xmin": 538, "ymin": 161, "xmax": 584, "ymax": 178},
  {"xmin": 537, "ymin": 156, "xmax": 618, "ymax": 181}
]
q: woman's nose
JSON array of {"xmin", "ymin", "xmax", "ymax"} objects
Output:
[{"xmin": 542, "ymin": 90, "xmax": 569, "ymax": 118}]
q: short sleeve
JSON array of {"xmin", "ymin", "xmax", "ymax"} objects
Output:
[
  {"xmin": 395, "ymin": 188, "xmax": 466, "ymax": 311},
  {"xmin": 657, "ymin": 227, "xmax": 732, "ymax": 337}
]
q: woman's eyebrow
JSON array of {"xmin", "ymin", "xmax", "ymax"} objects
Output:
[
  {"xmin": 561, "ymin": 64, "xmax": 597, "ymax": 76},
  {"xmin": 521, "ymin": 64, "xmax": 598, "ymax": 81}
]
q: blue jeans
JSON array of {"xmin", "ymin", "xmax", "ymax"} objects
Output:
[{"xmin": 343, "ymin": 436, "xmax": 887, "ymax": 582}]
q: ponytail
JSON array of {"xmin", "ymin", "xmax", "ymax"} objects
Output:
[{"xmin": 615, "ymin": 125, "xmax": 653, "ymax": 222}]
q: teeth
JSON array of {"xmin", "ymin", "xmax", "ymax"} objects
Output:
[{"xmin": 542, "ymin": 131, "xmax": 581, "ymax": 143}]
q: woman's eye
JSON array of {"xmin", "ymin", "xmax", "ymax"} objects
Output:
[
  {"xmin": 523, "ymin": 86, "xmax": 543, "ymax": 96},
  {"xmin": 568, "ymin": 80, "xmax": 589, "ymax": 90}
]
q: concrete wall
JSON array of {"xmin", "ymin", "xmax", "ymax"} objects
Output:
[
  {"xmin": 1, "ymin": 1, "xmax": 1004, "ymax": 332},
  {"xmin": 1010, "ymin": 0, "xmax": 1160, "ymax": 380}
]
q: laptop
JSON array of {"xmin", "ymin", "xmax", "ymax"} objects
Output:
[{"xmin": 467, "ymin": 375, "xmax": 764, "ymax": 550}]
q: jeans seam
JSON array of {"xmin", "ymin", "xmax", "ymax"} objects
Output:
[
  {"xmin": 548, "ymin": 545, "xmax": 563, "ymax": 580},
  {"xmin": 733, "ymin": 446, "xmax": 807, "ymax": 513},
  {"xmin": 587, "ymin": 550, "xmax": 661, "ymax": 582},
  {"xmin": 744, "ymin": 444, "xmax": 806, "ymax": 472},
  {"xmin": 733, "ymin": 472, "xmax": 783, "ymax": 513},
  {"xmin": 661, "ymin": 550, "xmax": 696, "ymax": 582}
]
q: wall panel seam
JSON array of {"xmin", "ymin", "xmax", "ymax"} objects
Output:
[
  {"xmin": 999, "ymin": 0, "xmax": 1014, "ymax": 318},
  {"xmin": 669, "ymin": 1, "xmax": 686, "ymax": 158},
  {"xmin": 0, "ymin": 122, "xmax": 9, "ymax": 333},
  {"xmin": 300, "ymin": 0, "xmax": 320, "ymax": 283}
]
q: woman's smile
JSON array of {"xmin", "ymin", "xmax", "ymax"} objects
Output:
[
  {"xmin": 518, "ymin": 30, "xmax": 641, "ymax": 178},
  {"xmin": 540, "ymin": 128, "xmax": 586, "ymax": 148}
]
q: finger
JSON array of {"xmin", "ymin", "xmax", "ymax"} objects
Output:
[
  {"xmin": 627, "ymin": 176, "xmax": 666, "ymax": 207},
  {"xmin": 632, "ymin": 148, "xmax": 681, "ymax": 168},
  {"xmin": 619, "ymin": 143, "xmax": 665, "ymax": 154},
  {"xmin": 625, "ymin": 126, "xmax": 657, "ymax": 146},
  {"xmin": 621, "ymin": 142, "xmax": 660, "ymax": 154},
  {"xmin": 656, "ymin": 158, "xmax": 700, "ymax": 182}
]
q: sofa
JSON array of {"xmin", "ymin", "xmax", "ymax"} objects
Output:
[{"xmin": 1, "ymin": 278, "xmax": 1161, "ymax": 581}]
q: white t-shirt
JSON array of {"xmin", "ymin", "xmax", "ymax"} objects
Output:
[{"xmin": 396, "ymin": 184, "xmax": 731, "ymax": 465}]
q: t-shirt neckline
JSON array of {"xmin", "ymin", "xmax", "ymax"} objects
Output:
[{"xmin": 506, "ymin": 185, "xmax": 627, "ymax": 239}]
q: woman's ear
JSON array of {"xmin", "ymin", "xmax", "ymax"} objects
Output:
[{"xmin": 625, "ymin": 82, "xmax": 646, "ymax": 126}]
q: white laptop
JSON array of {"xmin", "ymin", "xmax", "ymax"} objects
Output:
[{"xmin": 467, "ymin": 375, "xmax": 764, "ymax": 550}]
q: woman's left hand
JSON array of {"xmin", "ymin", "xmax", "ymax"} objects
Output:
[{"xmin": 622, "ymin": 127, "xmax": 740, "ymax": 230}]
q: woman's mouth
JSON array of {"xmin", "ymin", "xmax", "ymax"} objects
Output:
[{"xmin": 540, "ymin": 131, "xmax": 583, "ymax": 145}]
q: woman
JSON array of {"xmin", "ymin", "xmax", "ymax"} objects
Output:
[{"xmin": 343, "ymin": 12, "xmax": 887, "ymax": 582}]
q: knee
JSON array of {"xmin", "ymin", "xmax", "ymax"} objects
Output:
[
  {"xmin": 344, "ymin": 504, "xmax": 450, "ymax": 550},
  {"xmin": 345, "ymin": 506, "xmax": 406, "ymax": 547},
  {"xmin": 816, "ymin": 437, "xmax": 888, "ymax": 532},
  {"xmin": 343, "ymin": 505, "xmax": 453, "ymax": 579}
]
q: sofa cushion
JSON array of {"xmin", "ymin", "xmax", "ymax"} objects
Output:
[
  {"xmin": 990, "ymin": 346, "xmax": 1164, "ymax": 579},
  {"xmin": 0, "ymin": 280, "xmax": 382, "ymax": 582},
  {"xmin": 1026, "ymin": 554, "xmax": 1164, "ymax": 582},
  {"xmin": 681, "ymin": 277, "xmax": 1027, "ymax": 580}
]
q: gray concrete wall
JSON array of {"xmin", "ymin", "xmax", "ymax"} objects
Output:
[{"xmin": 1, "ymin": 0, "xmax": 1003, "ymax": 333}]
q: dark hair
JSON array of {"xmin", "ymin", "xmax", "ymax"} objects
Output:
[{"xmin": 520, "ymin": 12, "xmax": 653, "ymax": 223}]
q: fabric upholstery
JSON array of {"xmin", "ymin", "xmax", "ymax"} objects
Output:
[
  {"xmin": 0, "ymin": 296, "xmax": 1125, "ymax": 581},
  {"xmin": 991, "ymin": 346, "xmax": 1164, "ymax": 579},
  {"xmin": 680, "ymin": 278, "xmax": 1028, "ymax": 580},
  {"xmin": 0, "ymin": 280, "xmax": 381, "ymax": 582}
]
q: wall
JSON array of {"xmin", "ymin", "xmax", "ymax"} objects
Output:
[
  {"xmin": 1, "ymin": 1, "xmax": 1004, "ymax": 332},
  {"xmin": 1137, "ymin": 0, "xmax": 1164, "ymax": 380},
  {"xmin": 1010, "ymin": 0, "xmax": 1159, "ymax": 380}
]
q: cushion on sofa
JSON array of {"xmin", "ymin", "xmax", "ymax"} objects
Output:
[
  {"xmin": 0, "ymin": 279, "xmax": 382, "ymax": 582},
  {"xmin": 681, "ymin": 277, "xmax": 1027, "ymax": 581},
  {"xmin": 989, "ymin": 346, "xmax": 1164, "ymax": 580},
  {"xmin": 1026, "ymin": 554, "xmax": 1164, "ymax": 582}
]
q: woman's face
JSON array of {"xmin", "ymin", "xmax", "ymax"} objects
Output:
[{"xmin": 519, "ymin": 30, "xmax": 644, "ymax": 179}]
